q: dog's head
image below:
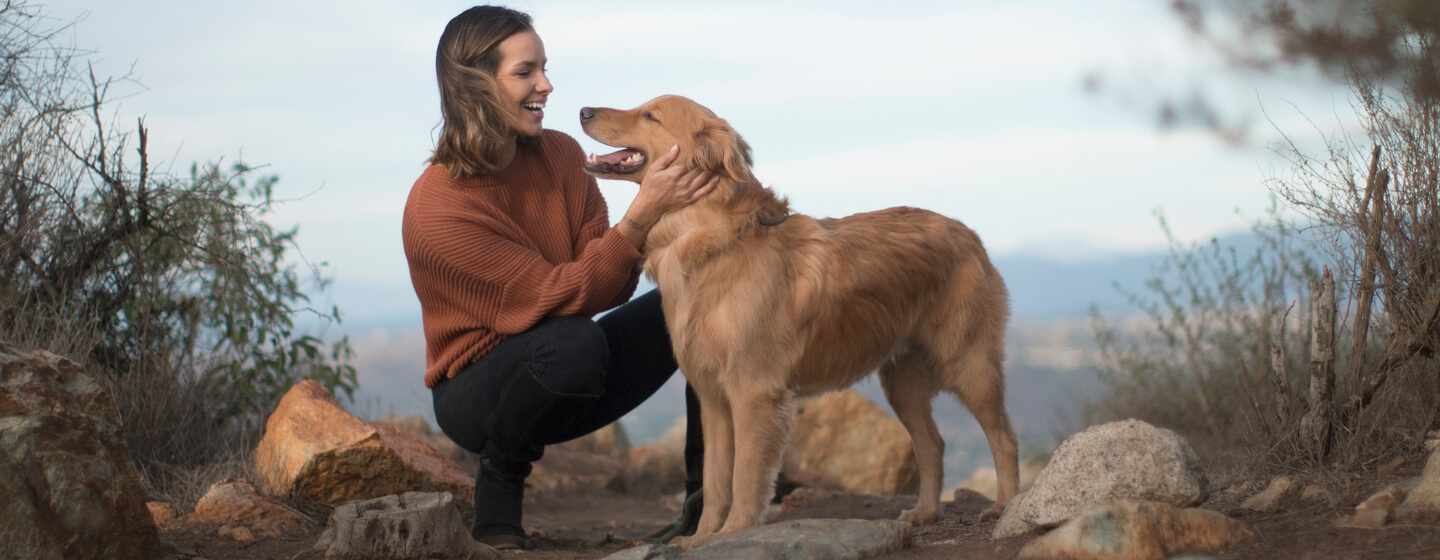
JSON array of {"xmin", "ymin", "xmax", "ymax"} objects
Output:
[{"xmin": 580, "ymin": 95, "xmax": 752, "ymax": 185}]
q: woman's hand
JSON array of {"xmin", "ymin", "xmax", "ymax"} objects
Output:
[{"xmin": 618, "ymin": 145, "xmax": 719, "ymax": 247}]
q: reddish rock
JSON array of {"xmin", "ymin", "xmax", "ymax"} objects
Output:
[
  {"xmin": 780, "ymin": 487, "xmax": 839, "ymax": 512},
  {"xmin": 0, "ymin": 343, "xmax": 159, "ymax": 559},
  {"xmin": 254, "ymin": 380, "xmax": 473, "ymax": 504},
  {"xmin": 186, "ymin": 479, "xmax": 305, "ymax": 537},
  {"xmin": 1241, "ymin": 476, "xmax": 1303, "ymax": 512},
  {"xmin": 945, "ymin": 459, "xmax": 1046, "ymax": 501},
  {"xmin": 608, "ymin": 416, "xmax": 687, "ymax": 497},
  {"xmin": 783, "ymin": 390, "xmax": 917, "ymax": 495},
  {"xmin": 1339, "ymin": 485, "xmax": 1408, "ymax": 529},
  {"xmin": 147, "ymin": 502, "xmax": 180, "ymax": 527},
  {"xmin": 218, "ymin": 524, "xmax": 256, "ymax": 542},
  {"xmin": 1018, "ymin": 500, "xmax": 1253, "ymax": 560},
  {"xmin": 1378, "ymin": 456, "xmax": 1406, "ymax": 476}
]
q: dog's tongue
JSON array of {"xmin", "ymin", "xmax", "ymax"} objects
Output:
[{"xmin": 596, "ymin": 149, "xmax": 640, "ymax": 165}]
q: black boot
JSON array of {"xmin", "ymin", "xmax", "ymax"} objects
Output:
[
  {"xmin": 635, "ymin": 384, "xmax": 705, "ymax": 543},
  {"xmin": 472, "ymin": 450, "xmax": 531, "ymax": 549},
  {"xmin": 472, "ymin": 363, "xmax": 599, "ymax": 549}
]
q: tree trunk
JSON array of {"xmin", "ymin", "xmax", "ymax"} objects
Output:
[
  {"xmin": 1345, "ymin": 146, "xmax": 1387, "ymax": 408},
  {"xmin": 1271, "ymin": 301, "xmax": 1295, "ymax": 424},
  {"xmin": 1300, "ymin": 267, "xmax": 1337, "ymax": 460}
]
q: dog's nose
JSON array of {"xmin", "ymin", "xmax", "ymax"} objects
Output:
[{"xmin": 580, "ymin": 107, "xmax": 595, "ymax": 121}]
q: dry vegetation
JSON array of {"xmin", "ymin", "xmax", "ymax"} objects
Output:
[
  {"xmin": 1089, "ymin": 0, "xmax": 1440, "ymax": 480},
  {"xmin": 0, "ymin": 0, "xmax": 353, "ymax": 508}
]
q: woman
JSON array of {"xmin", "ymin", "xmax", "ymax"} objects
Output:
[{"xmin": 402, "ymin": 6, "xmax": 714, "ymax": 551}]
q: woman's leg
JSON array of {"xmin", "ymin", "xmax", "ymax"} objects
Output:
[
  {"xmin": 548, "ymin": 289, "xmax": 706, "ymax": 539},
  {"xmin": 431, "ymin": 315, "xmax": 609, "ymax": 547}
]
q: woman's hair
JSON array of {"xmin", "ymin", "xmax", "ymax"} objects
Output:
[{"xmin": 430, "ymin": 6, "xmax": 535, "ymax": 177}]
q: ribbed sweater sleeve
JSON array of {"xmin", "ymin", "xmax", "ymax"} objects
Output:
[{"xmin": 403, "ymin": 130, "xmax": 643, "ymax": 387}]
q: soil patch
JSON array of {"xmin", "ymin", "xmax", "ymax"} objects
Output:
[{"xmin": 159, "ymin": 486, "xmax": 1440, "ymax": 559}]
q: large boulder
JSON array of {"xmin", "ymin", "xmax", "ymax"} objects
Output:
[
  {"xmin": 1017, "ymin": 500, "xmax": 1252, "ymax": 560},
  {"xmin": 0, "ymin": 343, "xmax": 159, "ymax": 560},
  {"xmin": 254, "ymin": 380, "xmax": 473, "ymax": 504},
  {"xmin": 995, "ymin": 419, "xmax": 1209, "ymax": 538},
  {"xmin": 783, "ymin": 390, "xmax": 917, "ymax": 495},
  {"xmin": 609, "ymin": 415, "xmax": 687, "ymax": 497}
]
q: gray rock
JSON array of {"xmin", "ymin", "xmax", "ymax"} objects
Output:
[
  {"xmin": 601, "ymin": 519, "xmax": 911, "ymax": 560},
  {"xmin": 0, "ymin": 343, "xmax": 159, "ymax": 560},
  {"xmin": 315, "ymin": 492, "xmax": 498, "ymax": 559},
  {"xmin": 994, "ymin": 419, "xmax": 1209, "ymax": 538}
]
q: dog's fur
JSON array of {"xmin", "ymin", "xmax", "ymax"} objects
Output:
[{"xmin": 580, "ymin": 96, "xmax": 1019, "ymax": 546}]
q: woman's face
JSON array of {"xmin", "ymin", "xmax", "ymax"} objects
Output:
[{"xmin": 495, "ymin": 29, "xmax": 552, "ymax": 138}]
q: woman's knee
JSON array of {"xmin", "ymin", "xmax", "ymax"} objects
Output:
[{"xmin": 526, "ymin": 316, "xmax": 608, "ymax": 396}]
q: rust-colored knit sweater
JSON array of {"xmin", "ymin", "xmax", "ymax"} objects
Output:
[{"xmin": 403, "ymin": 130, "xmax": 642, "ymax": 388}]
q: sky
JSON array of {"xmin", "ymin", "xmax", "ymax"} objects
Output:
[{"xmin": 45, "ymin": 0, "xmax": 1356, "ymax": 329}]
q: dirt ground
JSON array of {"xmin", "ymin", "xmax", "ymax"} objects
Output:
[{"xmin": 163, "ymin": 477, "xmax": 1440, "ymax": 560}]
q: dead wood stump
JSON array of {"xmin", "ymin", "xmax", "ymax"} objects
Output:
[{"xmin": 314, "ymin": 492, "xmax": 498, "ymax": 560}]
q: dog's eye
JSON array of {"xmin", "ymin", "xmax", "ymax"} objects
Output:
[{"xmin": 643, "ymin": 111, "xmax": 661, "ymax": 124}]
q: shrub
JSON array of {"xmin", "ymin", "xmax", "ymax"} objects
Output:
[{"xmin": 0, "ymin": 1, "xmax": 356, "ymax": 499}]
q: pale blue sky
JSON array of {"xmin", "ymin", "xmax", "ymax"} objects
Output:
[{"xmin": 49, "ymin": 0, "xmax": 1351, "ymax": 328}]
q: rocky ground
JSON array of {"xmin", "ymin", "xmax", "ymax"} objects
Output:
[{"xmin": 161, "ymin": 469, "xmax": 1440, "ymax": 560}]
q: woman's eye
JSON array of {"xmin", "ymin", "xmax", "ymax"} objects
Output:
[{"xmin": 516, "ymin": 70, "xmax": 530, "ymax": 77}]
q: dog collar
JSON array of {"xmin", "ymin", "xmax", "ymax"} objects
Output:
[{"xmin": 758, "ymin": 212, "xmax": 791, "ymax": 226}]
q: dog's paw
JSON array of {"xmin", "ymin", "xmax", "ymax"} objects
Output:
[
  {"xmin": 897, "ymin": 506, "xmax": 938, "ymax": 525},
  {"xmin": 979, "ymin": 503, "xmax": 1006, "ymax": 522},
  {"xmin": 671, "ymin": 533, "xmax": 723, "ymax": 550}
]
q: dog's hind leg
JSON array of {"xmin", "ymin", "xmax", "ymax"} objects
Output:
[
  {"xmin": 879, "ymin": 351, "xmax": 946, "ymax": 525},
  {"xmin": 719, "ymin": 386, "xmax": 794, "ymax": 533},
  {"xmin": 946, "ymin": 348, "xmax": 1018, "ymax": 521}
]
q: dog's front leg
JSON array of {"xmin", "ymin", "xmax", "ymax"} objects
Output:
[
  {"xmin": 689, "ymin": 395, "xmax": 734, "ymax": 539},
  {"xmin": 718, "ymin": 387, "xmax": 793, "ymax": 533}
]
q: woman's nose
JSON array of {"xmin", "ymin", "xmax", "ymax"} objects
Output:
[{"xmin": 536, "ymin": 72, "xmax": 554, "ymax": 94}]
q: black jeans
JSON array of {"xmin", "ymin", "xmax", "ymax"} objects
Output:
[{"xmin": 431, "ymin": 289, "xmax": 702, "ymax": 484}]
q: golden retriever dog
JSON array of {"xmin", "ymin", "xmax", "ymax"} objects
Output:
[{"xmin": 580, "ymin": 95, "xmax": 1018, "ymax": 547}]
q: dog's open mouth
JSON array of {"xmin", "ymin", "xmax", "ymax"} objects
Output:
[{"xmin": 584, "ymin": 148, "xmax": 646, "ymax": 175}]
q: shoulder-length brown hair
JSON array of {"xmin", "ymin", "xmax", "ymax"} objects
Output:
[{"xmin": 430, "ymin": 6, "xmax": 535, "ymax": 177}]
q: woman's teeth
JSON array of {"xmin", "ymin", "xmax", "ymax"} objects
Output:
[{"xmin": 523, "ymin": 102, "xmax": 544, "ymax": 115}]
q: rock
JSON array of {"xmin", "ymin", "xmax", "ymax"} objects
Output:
[
  {"xmin": 527, "ymin": 446, "xmax": 622, "ymax": 495},
  {"xmin": 780, "ymin": 487, "xmax": 839, "ymax": 512},
  {"xmin": 994, "ymin": 419, "xmax": 1208, "ymax": 539},
  {"xmin": 314, "ymin": 491, "xmax": 499, "ymax": 560},
  {"xmin": 783, "ymin": 390, "xmax": 917, "ymax": 495},
  {"xmin": 254, "ymin": 380, "xmax": 473, "ymax": 504},
  {"xmin": 0, "ymin": 343, "xmax": 160, "ymax": 560},
  {"xmin": 1300, "ymin": 484, "xmax": 1332, "ymax": 504},
  {"xmin": 945, "ymin": 458, "xmax": 1046, "ymax": 501},
  {"xmin": 187, "ymin": 479, "xmax": 305, "ymax": 538},
  {"xmin": 609, "ymin": 416, "xmax": 687, "ymax": 497},
  {"xmin": 551, "ymin": 421, "xmax": 630, "ymax": 459},
  {"xmin": 1393, "ymin": 449, "xmax": 1440, "ymax": 523},
  {"xmin": 608, "ymin": 443, "xmax": 686, "ymax": 497},
  {"xmin": 147, "ymin": 501, "xmax": 180, "ymax": 527},
  {"xmin": 601, "ymin": 518, "xmax": 911, "ymax": 560},
  {"xmin": 1378, "ymin": 456, "xmax": 1406, "ymax": 476},
  {"xmin": 378, "ymin": 415, "xmax": 476, "ymax": 473},
  {"xmin": 1338, "ymin": 485, "xmax": 1408, "ymax": 529},
  {"xmin": 218, "ymin": 524, "xmax": 256, "ymax": 542},
  {"xmin": 1017, "ymin": 500, "xmax": 1252, "ymax": 560},
  {"xmin": 1240, "ymin": 476, "xmax": 1303, "ymax": 512}
]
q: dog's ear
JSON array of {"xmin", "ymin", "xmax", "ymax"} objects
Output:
[{"xmin": 688, "ymin": 118, "xmax": 753, "ymax": 183}]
